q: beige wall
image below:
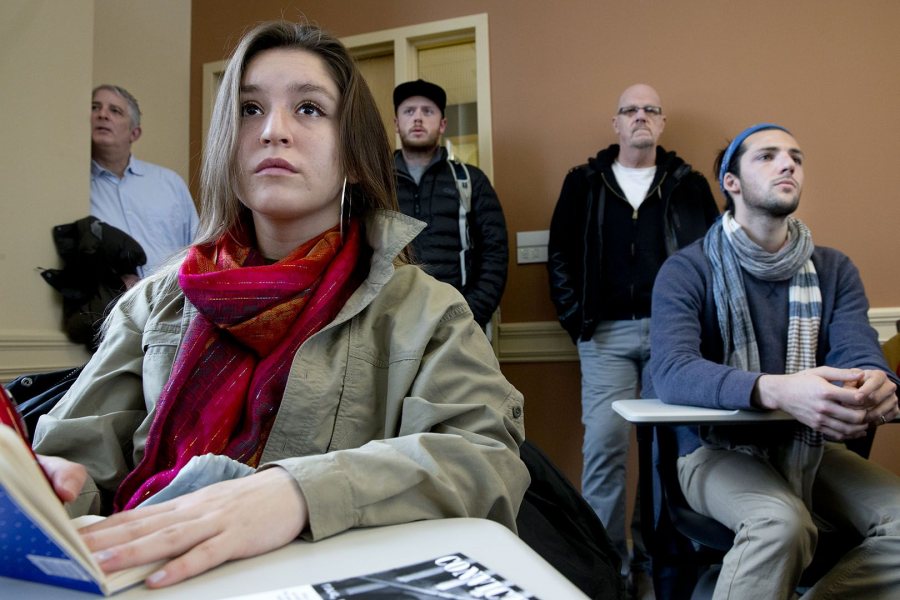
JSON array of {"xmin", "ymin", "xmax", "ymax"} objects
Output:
[
  {"xmin": 94, "ymin": 0, "xmax": 192, "ymax": 184},
  {"xmin": 0, "ymin": 0, "xmax": 95, "ymax": 376},
  {"xmin": 189, "ymin": 0, "xmax": 900, "ymax": 313},
  {"xmin": 0, "ymin": 0, "xmax": 192, "ymax": 380},
  {"xmin": 189, "ymin": 0, "xmax": 900, "ymax": 480},
  {"xmin": 1, "ymin": 0, "xmax": 896, "ymax": 477}
]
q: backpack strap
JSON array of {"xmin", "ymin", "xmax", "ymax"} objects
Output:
[
  {"xmin": 447, "ymin": 158, "xmax": 472, "ymax": 287},
  {"xmin": 448, "ymin": 158, "xmax": 472, "ymax": 212}
]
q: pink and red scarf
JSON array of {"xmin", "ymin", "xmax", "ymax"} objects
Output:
[{"xmin": 114, "ymin": 221, "xmax": 364, "ymax": 511}]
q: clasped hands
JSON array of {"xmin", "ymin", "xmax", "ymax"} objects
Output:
[
  {"xmin": 36, "ymin": 456, "xmax": 309, "ymax": 588},
  {"xmin": 755, "ymin": 366, "xmax": 899, "ymax": 440}
]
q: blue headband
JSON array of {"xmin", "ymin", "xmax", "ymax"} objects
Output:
[{"xmin": 718, "ymin": 123, "xmax": 791, "ymax": 193}]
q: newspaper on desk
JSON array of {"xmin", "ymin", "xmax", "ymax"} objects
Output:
[{"xmin": 220, "ymin": 552, "xmax": 540, "ymax": 599}]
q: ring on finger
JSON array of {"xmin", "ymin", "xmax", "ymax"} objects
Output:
[{"xmin": 880, "ymin": 415, "xmax": 887, "ymax": 425}]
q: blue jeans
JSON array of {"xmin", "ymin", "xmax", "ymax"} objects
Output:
[{"xmin": 578, "ymin": 318, "xmax": 651, "ymax": 576}]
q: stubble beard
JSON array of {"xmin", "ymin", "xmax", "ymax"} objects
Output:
[
  {"xmin": 764, "ymin": 197, "xmax": 800, "ymax": 217},
  {"xmin": 628, "ymin": 129, "xmax": 656, "ymax": 150},
  {"xmin": 400, "ymin": 130, "xmax": 440, "ymax": 154},
  {"xmin": 745, "ymin": 185, "xmax": 801, "ymax": 218}
]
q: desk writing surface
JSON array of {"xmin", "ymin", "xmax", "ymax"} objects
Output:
[
  {"xmin": 613, "ymin": 398, "xmax": 793, "ymax": 424},
  {"xmin": 0, "ymin": 517, "xmax": 588, "ymax": 599}
]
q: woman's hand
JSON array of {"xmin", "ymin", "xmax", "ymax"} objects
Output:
[
  {"xmin": 36, "ymin": 454, "xmax": 87, "ymax": 503},
  {"xmin": 79, "ymin": 467, "xmax": 309, "ymax": 588}
]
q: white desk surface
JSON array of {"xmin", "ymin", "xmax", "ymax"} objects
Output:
[
  {"xmin": 0, "ymin": 517, "xmax": 588, "ymax": 599},
  {"xmin": 613, "ymin": 398, "xmax": 793, "ymax": 423}
]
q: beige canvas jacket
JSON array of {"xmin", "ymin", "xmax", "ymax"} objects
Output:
[{"xmin": 33, "ymin": 210, "xmax": 528, "ymax": 540}]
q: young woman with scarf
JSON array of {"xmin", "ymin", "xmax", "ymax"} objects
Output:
[{"xmin": 30, "ymin": 21, "xmax": 529, "ymax": 589}]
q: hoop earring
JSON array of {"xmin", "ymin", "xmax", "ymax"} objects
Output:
[{"xmin": 339, "ymin": 176, "xmax": 349, "ymax": 244}]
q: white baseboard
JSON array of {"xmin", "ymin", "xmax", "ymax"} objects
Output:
[
  {"xmin": 0, "ymin": 331, "xmax": 90, "ymax": 382},
  {"xmin": 497, "ymin": 307, "xmax": 900, "ymax": 363},
  {"xmin": 496, "ymin": 320, "xmax": 578, "ymax": 362},
  {"xmin": 869, "ymin": 307, "xmax": 900, "ymax": 342}
]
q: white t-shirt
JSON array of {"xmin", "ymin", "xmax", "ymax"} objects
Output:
[{"xmin": 611, "ymin": 161, "xmax": 656, "ymax": 211}]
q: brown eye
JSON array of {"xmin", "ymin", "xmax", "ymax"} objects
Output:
[
  {"xmin": 241, "ymin": 102, "xmax": 263, "ymax": 117},
  {"xmin": 296, "ymin": 102, "xmax": 325, "ymax": 117}
]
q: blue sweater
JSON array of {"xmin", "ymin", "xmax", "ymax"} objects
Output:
[{"xmin": 644, "ymin": 239, "xmax": 898, "ymax": 456}]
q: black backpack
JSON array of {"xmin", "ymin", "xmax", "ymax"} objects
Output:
[
  {"xmin": 5, "ymin": 366, "xmax": 83, "ymax": 436},
  {"xmin": 516, "ymin": 440, "xmax": 626, "ymax": 599}
]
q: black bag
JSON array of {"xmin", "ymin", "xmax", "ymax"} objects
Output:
[
  {"xmin": 5, "ymin": 366, "xmax": 83, "ymax": 436},
  {"xmin": 515, "ymin": 440, "xmax": 626, "ymax": 599},
  {"xmin": 40, "ymin": 216, "xmax": 145, "ymax": 351}
]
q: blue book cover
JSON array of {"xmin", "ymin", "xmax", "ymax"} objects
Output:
[
  {"xmin": 0, "ymin": 485, "xmax": 103, "ymax": 594},
  {"xmin": 0, "ymin": 425, "xmax": 160, "ymax": 595}
]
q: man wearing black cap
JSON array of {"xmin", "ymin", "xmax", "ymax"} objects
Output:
[{"xmin": 393, "ymin": 79, "xmax": 508, "ymax": 331}]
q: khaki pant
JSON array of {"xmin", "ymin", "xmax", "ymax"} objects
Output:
[{"xmin": 677, "ymin": 443, "xmax": 900, "ymax": 599}]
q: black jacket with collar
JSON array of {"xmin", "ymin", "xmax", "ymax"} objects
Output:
[
  {"xmin": 394, "ymin": 147, "xmax": 508, "ymax": 326},
  {"xmin": 548, "ymin": 145, "xmax": 719, "ymax": 343}
]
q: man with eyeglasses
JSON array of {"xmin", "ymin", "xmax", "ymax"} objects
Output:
[{"xmin": 548, "ymin": 83, "xmax": 718, "ymax": 594}]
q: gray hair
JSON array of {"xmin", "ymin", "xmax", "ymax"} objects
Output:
[{"xmin": 92, "ymin": 84, "xmax": 142, "ymax": 128}]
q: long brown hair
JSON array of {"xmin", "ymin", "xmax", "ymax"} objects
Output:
[{"xmin": 197, "ymin": 21, "xmax": 400, "ymax": 253}]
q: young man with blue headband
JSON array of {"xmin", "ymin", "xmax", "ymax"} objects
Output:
[{"xmin": 646, "ymin": 123, "xmax": 900, "ymax": 598}]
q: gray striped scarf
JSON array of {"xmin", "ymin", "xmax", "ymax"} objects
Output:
[{"xmin": 703, "ymin": 212, "xmax": 823, "ymax": 508}]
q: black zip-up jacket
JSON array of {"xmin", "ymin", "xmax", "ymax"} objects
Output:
[
  {"xmin": 395, "ymin": 148, "xmax": 508, "ymax": 326},
  {"xmin": 548, "ymin": 145, "xmax": 719, "ymax": 343}
]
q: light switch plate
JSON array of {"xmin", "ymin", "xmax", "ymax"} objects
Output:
[{"xmin": 516, "ymin": 230, "xmax": 549, "ymax": 264}]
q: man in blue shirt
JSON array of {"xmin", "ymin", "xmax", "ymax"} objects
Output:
[{"xmin": 90, "ymin": 85, "xmax": 198, "ymax": 281}]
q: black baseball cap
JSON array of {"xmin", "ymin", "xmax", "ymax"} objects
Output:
[{"xmin": 393, "ymin": 79, "xmax": 447, "ymax": 115}]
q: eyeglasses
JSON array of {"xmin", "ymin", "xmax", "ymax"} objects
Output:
[{"xmin": 617, "ymin": 105, "xmax": 663, "ymax": 117}]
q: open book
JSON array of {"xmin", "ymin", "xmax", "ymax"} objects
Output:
[
  {"xmin": 221, "ymin": 552, "xmax": 540, "ymax": 599},
  {"xmin": 0, "ymin": 387, "xmax": 160, "ymax": 595}
]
